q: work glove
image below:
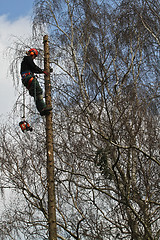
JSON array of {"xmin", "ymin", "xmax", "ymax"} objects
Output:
[{"xmin": 43, "ymin": 71, "xmax": 48, "ymax": 76}]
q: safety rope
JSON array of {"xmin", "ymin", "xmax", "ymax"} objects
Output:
[
  {"xmin": 20, "ymin": 83, "xmax": 33, "ymax": 138},
  {"xmin": 22, "ymin": 85, "xmax": 26, "ymax": 120},
  {"xmin": 34, "ymin": 76, "xmax": 37, "ymax": 119}
]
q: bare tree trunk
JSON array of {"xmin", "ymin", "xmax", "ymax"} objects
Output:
[{"xmin": 43, "ymin": 34, "xmax": 57, "ymax": 240}]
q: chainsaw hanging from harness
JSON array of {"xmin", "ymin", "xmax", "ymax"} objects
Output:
[{"xmin": 19, "ymin": 120, "xmax": 33, "ymax": 133}]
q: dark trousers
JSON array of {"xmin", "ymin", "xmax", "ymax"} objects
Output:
[{"xmin": 22, "ymin": 75, "xmax": 46, "ymax": 113}]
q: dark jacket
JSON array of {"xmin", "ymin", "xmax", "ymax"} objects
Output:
[{"xmin": 20, "ymin": 55, "xmax": 44, "ymax": 75}]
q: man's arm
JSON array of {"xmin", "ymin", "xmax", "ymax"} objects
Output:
[{"xmin": 27, "ymin": 56, "xmax": 44, "ymax": 74}]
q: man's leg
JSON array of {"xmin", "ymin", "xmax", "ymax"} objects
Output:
[
  {"xmin": 36, "ymin": 94, "xmax": 46, "ymax": 113},
  {"xmin": 29, "ymin": 78, "xmax": 52, "ymax": 115},
  {"xmin": 29, "ymin": 78, "xmax": 45, "ymax": 112}
]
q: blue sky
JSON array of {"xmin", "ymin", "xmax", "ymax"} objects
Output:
[
  {"xmin": 0, "ymin": 0, "xmax": 34, "ymax": 118},
  {"xmin": 0, "ymin": 0, "xmax": 34, "ymax": 21}
]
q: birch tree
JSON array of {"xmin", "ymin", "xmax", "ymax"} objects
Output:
[{"xmin": 0, "ymin": 0, "xmax": 159, "ymax": 239}]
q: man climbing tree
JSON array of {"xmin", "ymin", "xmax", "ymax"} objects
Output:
[{"xmin": 20, "ymin": 48, "xmax": 52, "ymax": 116}]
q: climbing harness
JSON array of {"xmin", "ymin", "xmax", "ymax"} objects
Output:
[
  {"xmin": 21, "ymin": 72, "xmax": 34, "ymax": 90},
  {"xmin": 27, "ymin": 77, "xmax": 34, "ymax": 90}
]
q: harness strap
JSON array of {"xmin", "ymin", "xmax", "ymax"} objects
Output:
[
  {"xmin": 21, "ymin": 72, "xmax": 31, "ymax": 78},
  {"xmin": 27, "ymin": 77, "xmax": 34, "ymax": 90}
]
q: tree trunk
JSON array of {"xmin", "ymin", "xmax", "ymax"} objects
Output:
[{"xmin": 43, "ymin": 34, "xmax": 57, "ymax": 240}]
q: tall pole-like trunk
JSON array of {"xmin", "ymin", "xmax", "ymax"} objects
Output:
[{"xmin": 43, "ymin": 34, "xmax": 57, "ymax": 240}]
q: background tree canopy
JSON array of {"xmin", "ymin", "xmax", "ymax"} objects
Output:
[{"xmin": 0, "ymin": 0, "xmax": 160, "ymax": 239}]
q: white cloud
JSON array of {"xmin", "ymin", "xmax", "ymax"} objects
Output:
[{"xmin": 0, "ymin": 15, "xmax": 32, "ymax": 118}]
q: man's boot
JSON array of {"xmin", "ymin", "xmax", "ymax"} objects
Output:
[{"xmin": 40, "ymin": 106, "xmax": 52, "ymax": 116}]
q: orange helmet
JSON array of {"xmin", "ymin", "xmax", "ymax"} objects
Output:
[{"xmin": 28, "ymin": 48, "xmax": 38, "ymax": 57}]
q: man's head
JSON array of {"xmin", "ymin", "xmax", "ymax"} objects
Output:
[{"xmin": 28, "ymin": 48, "xmax": 38, "ymax": 58}]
